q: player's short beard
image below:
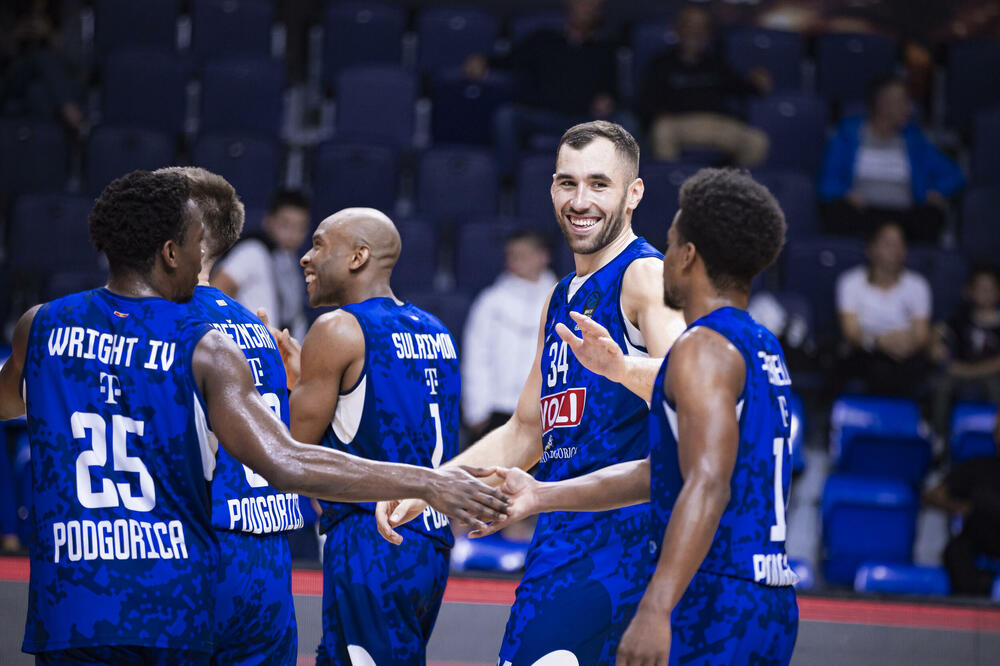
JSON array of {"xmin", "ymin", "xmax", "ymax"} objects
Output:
[
  {"xmin": 558, "ymin": 194, "xmax": 628, "ymax": 255},
  {"xmin": 663, "ymin": 281, "xmax": 684, "ymax": 310}
]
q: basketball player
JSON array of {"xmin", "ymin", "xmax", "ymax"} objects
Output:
[
  {"xmin": 260, "ymin": 208, "xmax": 462, "ymax": 664},
  {"xmin": 158, "ymin": 166, "xmax": 300, "ymax": 664},
  {"xmin": 0, "ymin": 171, "xmax": 507, "ymax": 663},
  {"xmin": 471, "ymin": 169, "xmax": 799, "ymax": 664},
  {"xmin": 377, "ymin": 121, "xmax": 687, "ymax": 664}
]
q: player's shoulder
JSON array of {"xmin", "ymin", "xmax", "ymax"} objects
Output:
[
  {"xmin": 309, "ymin": 308, "xmax": 364, "ymax": 345},
  {"xmin": 622, "ymin": 255, "xmax": 664, "ymax": 295},
  {"xmin": 671, "ymin": 324, "xmax": 744, "ymax": 367}
]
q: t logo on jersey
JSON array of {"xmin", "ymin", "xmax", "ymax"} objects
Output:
[
  {"xmin": 540, "ymin": 388, "xmax": 586, "ymax": 434},
  {"xmin": 99, "ymin": 372, "xmax": 121, "ymax": 405},
  {"xmin": 424, "ymin": 367, "xmax": 439, "ymax": 396}
]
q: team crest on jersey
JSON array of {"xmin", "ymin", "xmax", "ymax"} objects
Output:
[
  {"xmin": 582, "ymin": 290, "xmax": 602, "ymax": 318},
  {"xmin": 540, "ymin": 387, "xmax": 586, "ymax": 434}
]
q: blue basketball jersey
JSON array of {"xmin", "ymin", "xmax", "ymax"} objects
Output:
[
  {"xmin": 187, "ymin": 286, "xmax": 303, "ymax": 535},
  {"xmin": 650, "ymin": 307, "xmax": 798, "ymax": 586},
  {"xmin": 317, "ymin": 297, "xmax": 460, "ymax": 547},
  {"xmin": 535, "ymin": 237, "xmax": 661, "ymax": 537},
  {"xmin": 20, "ymin": 288, "xmax": 218, "ymax": 654}
]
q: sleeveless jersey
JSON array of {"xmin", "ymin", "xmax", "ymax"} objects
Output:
[
  {"xmin": 650, "ymin": 306, "xmax": 798, "ymax": 586},
  {"xmin": 317, "ymin": 298, "xmax": 460, "ymax": 548},
  {"xmin": 535, "ymin": 237, "xmax": 661, "ymax": 538},
  {"xmin": 20, "ymin": 288, "xmax": 218, "ymax": 653},
  {"xmin": 187, "ymin": 286, "xmax": 303, "ymax": 535}
]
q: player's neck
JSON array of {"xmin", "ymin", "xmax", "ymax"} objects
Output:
[
  {"xmin": 683, "ymin": 285, "xmax": 748, "ymax": 324},
  {"xmin": 573, "ymin": 227, "xmax": 637, "ymax": 276},
  {"xmin": 106, "ymin": 269, "xmax": 168, "ymax": 300},
  {"xmin": 349, "ymin": 279, "xmax": 397, "ymax": 305},
  {"xmin": 197, "ymin": 260, "xmax": 215, "ymax": 286}
]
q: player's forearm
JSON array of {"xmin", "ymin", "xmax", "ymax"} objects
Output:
[
  {"xmin": 639, "ymin": 474, "xmax": 729, "ymax": 615},
  {"xmin": 446, "ymin": 418, "xmax": 541, "ymax": 480},
  {"xmin": 616, "ymin": 356, "xmax": 664, "ymax": 402},
  {"xmin": 534, "ymin": 458, "xmax": 650, "ymax": 513}
]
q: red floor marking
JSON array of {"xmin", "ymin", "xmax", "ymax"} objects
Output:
[{"xmin": 5, "ymin": 558, "xmax": 1000, "ymax": 634}]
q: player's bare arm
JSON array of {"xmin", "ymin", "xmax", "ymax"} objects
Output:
[
  {"xmin": 375, "ymin": 289, "xmax": 552, "ymax": 543},
  {"xmin": 0, "ymin": 306, "xmax": 39, "ymax": 420},
  {"xmin": 557, "ymin": 257, "xmax": 684, "ymax": 401},
  {"xmin": 193, "ymin": 329, "xmax": 508, "ymax": 529},
  {"xmin": 617, "ymin": 326, "xmax": 744, "ymax": 664}
]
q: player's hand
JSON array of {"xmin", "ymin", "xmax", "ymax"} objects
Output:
[
  {"xmin": 468, "ymin": 467, "xmax": 542, "ymax": 538},
  {"xmin": 617, "ymin": 604, "xmax": 672, "ymax": 665},
  {"xmin": 375, "ymin": 498, "xmax": 427, "ymax": 545},
  {"xmin": 257, "ymin": 308, "xmax": 301, "ymax": 387},
  {"xmin": 423, "ymin": 465, "xmax": 508, "ymax": 532},
  {"xmin": 556, "ymin": 311, "xmax": 626, "ymax": 383}
]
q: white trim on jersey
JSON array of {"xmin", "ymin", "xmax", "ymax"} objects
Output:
[
  {"xmin": 192, "ymin": 392, "xmax": 218, "ymax": 481},
  {"xmin": 620, "ymin": 301, "xmax": 648, "ymax": 358},
  {"xmin": 332, "ymin": 374, "xmax": 366, "ymax": 443},
  {"xmin": 663, "ymin": 398, "xmax": 744, "ymax": 441}
]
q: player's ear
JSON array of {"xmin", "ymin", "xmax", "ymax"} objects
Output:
[
  {"xmin": 627, "ymin": 177, "xmax": 644, "ymax": 212},
  {"xmin": 161, "ymin": 239, "xmax": 180, "ymax": 269},
  {"xmin": 350, "ymin": 245, "xmax": 371, "ymax": 271}
]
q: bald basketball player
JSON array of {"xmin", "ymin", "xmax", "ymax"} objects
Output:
[{"xmin": 267, "ymin": 209, "xmax": 463, "ymax": 665}]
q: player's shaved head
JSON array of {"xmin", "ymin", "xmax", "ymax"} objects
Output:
[{"xmin": 319, "ymin": 207, "xmax": 401, "ymax": 273}]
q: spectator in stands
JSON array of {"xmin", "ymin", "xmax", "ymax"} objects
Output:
[
  {"xmin": 819, "ymin": 75, "xmax": 964, "ymax": 243},
  {"xmin": 462, "ymin": 230, "xmax": 557, "ymax": 439},
  {"xmin": 464, "ymin": 0, "xmax": 626, "ymax": 175},
  {"xmin": 0, "ymin": 7, "xmax": 85, "ymax": 133},
  {"xmin": 931, "ymin": 267, "xmax": 1000, "ymax": 434},
  {"xmin": 923, "ymin": 433, "xmax": 1000, "ymax": 596},
  {"xmin": 212, "ymin": 190, "xmax": 311, "ymax": 339},
  {"xmin": 835, "ymin": 221, "xmax": 932, "ymax": 397},
  {"xmin": 637, "ymin": 3, "xmax": 771, "ymax": 166}
]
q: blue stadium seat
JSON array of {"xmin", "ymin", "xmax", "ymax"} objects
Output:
[
  {"xmin": 335, "ymin": 66, "xmax": 416, "ymax": 149},
  {"xmin": 322, "ymin": 2, "xmax": 405, "ymax": 86},
  {"xmin": 311, "ymin": 141, "xmax": 399, "ymax": 218},
  {"xmin": 404, "ymin": 290, "xmax": 473, "ymax": 347},
  {"xmin": 788, "ymin": 558, "xmax": 814, "ymax": 591},
  {"xmin": 632, "ymin": 161, "xmax": 702, "ymax": 249},
  {"xmin": 192, "ymin": 132, "xmax": 280, "ymax": 207},
  {"xmin": 781, "ymin": 236, "xmax": 865, "ymax": 337},
  {"xmin": 724, "ymin": 28, "xmax": 803, "ymax": 93},
  {"xmin": 993, "ymin": 576, "xmax": 1000, "ymax": 602},
  {"xmin": 830, "ymin": 394, "xmax": 930, "ymax": 485},
  {"xmin": 947, "ymin": 40, "xmax": 1000, "ymax": 130},
  {"xmin": 94, "ymin": 0, "xmax": 179, "ymax": 57},
  {"xmin": 9, "ymin": 194, "xmax": 101, "ymax": 276},
  {"xmin": 748, "ymin": 94, "xmax": 828, "ymax": 176},
  {"xmin": 830, "ymin": 393, "xmax": 921, "ymax": 453},
  {"xmin": 416, "ymin": 148, "xmax": 499, "ymax": 226},
  {"xmin": 0, "ymin": 120, "xmax": 68, "ymax": 196},
  {"xmin": 417, "ymin": 8, "xmax": 499, "ymax": 74},
  {"xmin": 101, "ymin": 50, "xmax": 189, "ymax": 135},
  {"xmin": 854, "ymin": 563, "xmax": 950, "ymax": 596},
  {"xmin": 390, "ymin": 219, "xmax": 438, "ymax": 293},
  {"xmin": 430, "ymin": 70, "xmax": 512, "ymax": 145},
  {"xmin": 788, "ymin": 392, "xmax": 806, "ymax": 475},
  {"xmin": 905, "ymin": 246, "xmax": 968, "ymax": 321},
  {"xmin": 509, "ymin": 11, "xmax": 564, "ymax": 46},
  {"xmin": 515, "ymin": 153, "xmax": 557, "ymax": 227},
  {"xmin": 950, "ymin": 402, "xmax": 998, "ymax": 463},
  {"xmin": 753, "ymin": 169, "xmax": 820, "ymax": 241},
  {"xmin": 816, "ymin": 33, "xmax": 896, "ymax": 110},
  {"xmin": 191, "ymin": 0, "xmax": 274, "ymax": 63},
  {"xmin": 630, "ymin": 22, "xmax": 677, "ymax": 92},
  {"xmin": 961, "ymin": 186, "xmax": 1000, "ymax": 264},
  {"xmin": 972, "ymin": 106, "xmax": 1000, "ymax": 185},
  {"xmin": 454, "ymin": 218, "xmax": 521, "ymax": 294},
  {"xmin": 85, "ymin": 126, "xmax": 175, "ymax": 195},
  {"xmin": 821, "ymin": 474, "xmax": 918, "ymax": 586},
  {"xmin": 200, "ymin": 57, "xmax": 285, "ymax": 136},
  {"xmin": 450, "ymin": 534, "xmax": 527, "ymax": 573}
]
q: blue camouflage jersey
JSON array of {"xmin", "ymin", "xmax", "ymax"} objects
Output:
[
  {"xmin": 498, "ymin": 237, "xmax": 661, "ymax": 664},
  {"xmin": 20, "ymin": 288, "xmax": 217, "ymax": 654},
  {"xmin": 187, "ymin": 286, "xmax": 302, "ymax": 536},
  {"xmin": 317, "ymin": 297, "xmax": 460, "ymax": 547},
  {"xmin": 650, "ymin": 306, "xmax": 798, "ymax": 586}
]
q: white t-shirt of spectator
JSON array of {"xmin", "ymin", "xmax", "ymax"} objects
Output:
[
  {"xmin": 461, "ymin": 269, "xmax": 557, "ymax": 426},
  {"xmin": 836, "ymin": 265, "xmax": 931, "ymax": 338},
  {"xmin": 215, "ymin": 239, "xmax": 279, "ymax": 324}
]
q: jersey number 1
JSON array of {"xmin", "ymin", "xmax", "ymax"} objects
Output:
[{"xmin": 770, "ymin": 436, "xmax": 790, "ymax": 542}]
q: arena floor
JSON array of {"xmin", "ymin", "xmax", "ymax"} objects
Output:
[{"xmin": 0, "ymin": 559, "xmax": 997, "ymax": 665}]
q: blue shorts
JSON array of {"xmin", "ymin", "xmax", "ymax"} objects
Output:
[
  {"xmin": 212, "ymin": 531, "xmax": 297, "ymax": 666},
  {"xmin": 498, "ymin": 511, "xmax": 655, "ymax": 665},
  {"xmin": 316, "ymin": 511, "xmax": 450, "ymax": 666},
  {"xmin": 669, "ymin": 570, "xmax": 798, "ymax": 665},
  {"xmin": 36, "ymin": 646, "xmax": 209, "ymax": 665}
]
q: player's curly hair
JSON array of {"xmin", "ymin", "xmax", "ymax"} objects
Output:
[
  {"xmin": 677, "ymin": 168, "xmax": 786, "ymax": 291},
  {"xmin": 88, "ymin": 170, "xmax": 191, "ymax": 273},
  {"xmin": 156, "ymin": 166, "xmax": 244, "ymax": 260}
]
